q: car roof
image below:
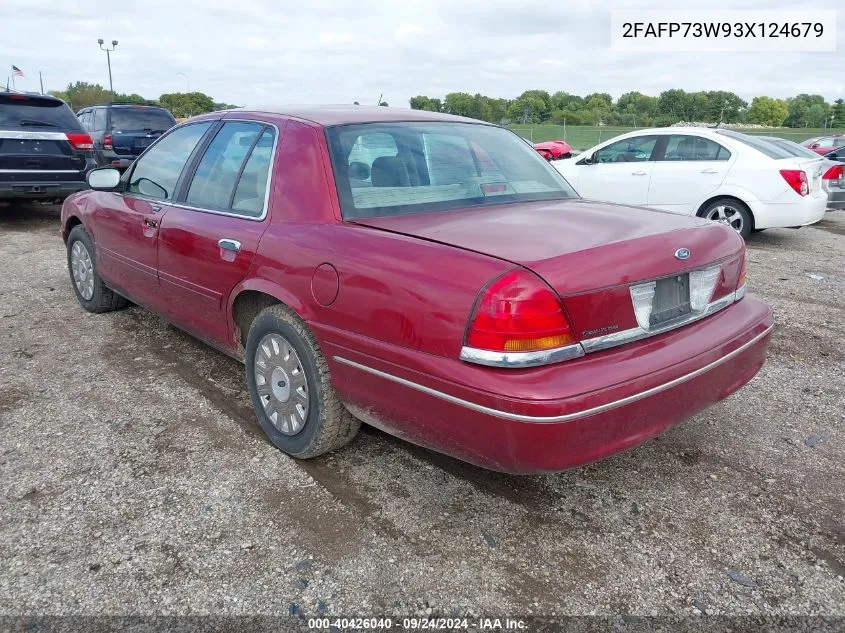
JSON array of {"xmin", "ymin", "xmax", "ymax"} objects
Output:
[
  {"xmin": 227, "ymin": 105, "xmax": 494, "ymax": 127},
  {"xmin": 0, "ymin": 91, "xmax": 66, "ymax": 105}
]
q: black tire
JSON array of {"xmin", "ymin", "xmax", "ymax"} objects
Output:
[
  {"xmin": 698, "ymin": 198, "xmax": 753, "ymax": 239},
  {"xmin": 245, "ymin": 304, "xmax": 360, "ymax": 458},
  {"xmin": 66, "ymin": 225, "xmax": 128, "ymax": 313}
]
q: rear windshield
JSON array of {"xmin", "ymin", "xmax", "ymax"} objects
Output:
[
  {"xmin": 0, "ymin": 95, "xmax": 83, "ymax": 131},
  {"xmin": 326, "ymin": 122, "xmax": 577, "ymax": 219},
  {"xmin": 715, "ymin": 129, "xmax": 796, "ymax": 160},
  {"xmin": 109, "ymin": 107, "xmax": 175, "ymax": 132},
  {"xmin": 761, "ymin": 138, "xmax": 820, "ymax": 159}
]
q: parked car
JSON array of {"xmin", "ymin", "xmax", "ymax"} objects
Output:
[
  {"xmin": 823, "ymin": 145, "xmax": 845, "ymax": 162},
  {"xmin": 0, "ymin": 92, "xmax": 96, "ymax": 203},
  {"xmin": 757, "ymin": 136, "xmax": 845, "ymax": 212},
  {"xmin": 802, "ymin": 135, "xmax": 845, "ymax": 155},
  {"xmin": 553, "ymin": 127, "xmax": 827, "ymax": 238},
  {"xmin": 76, "ymin": 103, "xmax": 176, "ymax": 169},
  {"xmin": 533, "ymin": 139, "xmax": 572, "ymax": 161},
  {"xmin": 60, "ymin": 107, "xmax": 773, "ymax": 474}
]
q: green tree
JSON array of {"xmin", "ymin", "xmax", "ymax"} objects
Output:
[
  {"xmin": 409, "ymin": 95, "xmax": 442, "ymax": 111},
  {"xmin": 443, "ymin": 92, "xmax": 475, "ymax": 118},
  {"xmin": 158, "ymin": 92, "xmax": 215, "ymax": 118},
  {"xmin": 832, "ymin": 99, "xmax": 845, "ymax": 127},
  {"xmin": 49, "ymin": 81, "xmax": 111, "ymax": 110},
  {"xmin": 785, "ymin": 94, "xmax": 830, "ymax": 127},
  {"xmin": 746, "ymin": 96, "xmax": 789, "ymax": 127}
]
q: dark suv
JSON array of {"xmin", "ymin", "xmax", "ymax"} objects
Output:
[
  {"xmin": 76, "ymin": 103, "xmax": 176, "ymax": 169},
  {"xmin": 0, "ymin": 92, "xmax": 96, "ymax": 203}
]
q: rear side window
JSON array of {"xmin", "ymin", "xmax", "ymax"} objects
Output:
[
  {"xmin": 0, "ymin": 95, "xmax": 83, "ymax": 131},
  {"xmin": 232, "ymin": 130, "xmax": 275, "ymax": 216},
  {"xmin": 716, "ymin": 130, "xmax": 793, "ymax": 159},
  {"xmin": 661, "ymin": 135, "xmax": 730, "ymax": 161},
  {"xmin": 92, "ymin": 109, "xmax": 106, "ymax": 132},
  {"xmin": 127, "ymin": 122, "xmax": 212, "ymax": 200},
  {"xmin": 109, "ymin": 107, "xmax": 175, "ymax": 132},
  {"xmin": 185, "ymin": 122, "xmax": 265, "ymax": 211}
]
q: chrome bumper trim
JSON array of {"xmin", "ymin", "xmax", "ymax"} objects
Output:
[
  {"xmin": 459, "ymin": 342, "xmax": 585, "ymax": 368},
  {"xmin": 333, "ymin": 322, "xmax": 773, "ymax": 424}
]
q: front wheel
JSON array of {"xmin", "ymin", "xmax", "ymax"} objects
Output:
[
  {"xmin": 245, "ymin": 304, "xmax": 359, "ymax": 458},
  {"xmin": 699, "ymin": 198, "xmax": 753, "ymax": 239},
  {"xmin": 66, "ymin": 225, "xmax": 128, "ymax": 313}
]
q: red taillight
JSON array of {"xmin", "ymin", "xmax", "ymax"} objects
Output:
[
  {"xmin": 823, "ymin": 164, "xmax": 843, "ymax": 180},
  {"xmin": 779, "ymin": 169, "xmax": 808, "ymax": 196},
  {"xmin": 102, "ymin": 133, "xmax": 113, "ymax": 150},
  {"xmin": 65, "ymin": 132, "xmax": 94, "ymax": 151},
  {"xmin": 465, "ymin": 269, "xmax": 577, "ymax": 353}
]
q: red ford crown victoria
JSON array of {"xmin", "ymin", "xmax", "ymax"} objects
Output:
[{"xmin": 61, "ymin": 106, "xmax": 774, "ymax": 474}]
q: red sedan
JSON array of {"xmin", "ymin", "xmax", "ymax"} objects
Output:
[{"xmin": 61, "ymin": 106, "xmax": 773, "ymax": 474}]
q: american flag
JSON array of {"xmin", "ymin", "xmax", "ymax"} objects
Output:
[{"xmin": 11, "ymin": 65, "xmax": 23, "ymax": 77}]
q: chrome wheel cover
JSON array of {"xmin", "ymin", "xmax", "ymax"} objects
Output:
[
  {"xmin": 706, "ymin": 205, "xmax": 744, "ymax": 233},
  {"xmin": 70, "ymin": 241, "xmax": 95, "ymax": 301},
  {"xmin": 254, "ymin": 333, "xmax": 309, "ymax": 435}
]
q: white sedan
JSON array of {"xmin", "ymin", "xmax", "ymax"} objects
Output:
[{"xmin": 553, "ymin": 127, "xmax": 827, "ymax": 238}]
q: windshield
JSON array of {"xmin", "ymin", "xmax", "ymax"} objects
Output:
[
  {"xmin": 109, "ymin": 107, "xmax": 175, "ymax": 132},
  {"xmin": 326, "ymin": 122, "xmax": 577, "ymax": 219},
  {"xmin": 0, "ymin": 95, "xmax": 82, "ymax": 131}
]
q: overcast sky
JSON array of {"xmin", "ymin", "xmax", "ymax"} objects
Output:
[{"xmin": 4, "ymin": 0, "xmax": 843, "ymax": 107}]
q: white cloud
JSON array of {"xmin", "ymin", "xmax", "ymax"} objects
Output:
[{"xmin": 2, "ymin": 0, "xmax": 843, "ymax": 108}]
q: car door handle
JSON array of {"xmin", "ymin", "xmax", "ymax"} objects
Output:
[
  {"xmin": 700, "ymin": 168, "xmax": 719, "ymax": 174},
  {"xmin": 218, "ymin": 239, "xmax": 241, "ymax": 253},
  {"xmin": 631, "ymin": 170, "xmax": 648, "ymax": 176}
]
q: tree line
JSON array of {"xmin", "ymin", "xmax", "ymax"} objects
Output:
[
  {"xmin": 48, "ymin": 82, "xmax": 237, "ymax": 117},
  {"xmin": 410, "ymin": 90, "xmax": 845, "ymax": 128}
]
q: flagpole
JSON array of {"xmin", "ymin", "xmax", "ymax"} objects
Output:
[
  {"xmin": 39, "ymin": 71, "xmax": 44, "ymax": 95},
  {"xmin": 10, "ymin": 66, "xmax": 15, "ymax": 91}
]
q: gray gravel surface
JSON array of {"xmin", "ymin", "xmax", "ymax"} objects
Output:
[{"xmin": 0, "ymin": 203, "xmax": 843, "ymax": 618}]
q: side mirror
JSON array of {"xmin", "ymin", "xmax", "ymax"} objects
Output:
[
  {"xmin": 810, "ymin": 143, "xmax": 820, "ymax": 149},
  {"xmin": 86, "ymin": 167, "xmax": 121, "ymax": 190}
]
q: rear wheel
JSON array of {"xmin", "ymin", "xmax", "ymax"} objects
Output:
[
  {"xmin": 245, "ymin": 304, "xmax": 359, "ymax": 458},
  {"xmin": 66, "ymin": 225, "xmax": 128, "ymax": 313},
  {"xmin": 699, "ymin": 198, "xmax": 753, "ymax": 239}
]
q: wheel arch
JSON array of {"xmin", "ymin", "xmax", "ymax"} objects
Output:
[
  {"xmin": 228, "ymin": 279, "xmax": 314, "ymax": 352},
  {"xmin": 63, "ymin": 215, "xmax": 84, "ymax": 244}
]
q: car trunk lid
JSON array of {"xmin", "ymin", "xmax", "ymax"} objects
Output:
[{"xmin": 353, "ymin": 200, "xmax": 745, "ymax": 342}]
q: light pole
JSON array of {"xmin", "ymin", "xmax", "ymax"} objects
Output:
[{"xmin": 98, "ymin": 38, "xmax": 118, "ymax": 97}]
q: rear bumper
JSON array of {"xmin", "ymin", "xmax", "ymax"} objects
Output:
[
  {"xmin": 826, "ymin": 190, "xmax": 845, "ymax": 211},
  {"xmin": 751, "ymin": 193, "xmax": 827, "ymax": 229},
  {"xmin": 0, "ymin": 179, "xmax": 87, "ymax": 200},
  {"xmin": 323, "ymin": 296, "xmax": 774, "ymax": 474}
]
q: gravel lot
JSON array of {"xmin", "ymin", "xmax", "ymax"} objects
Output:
[{"xmin": 1, "ymin": 202, "xmax": 843, "ymax": 620}]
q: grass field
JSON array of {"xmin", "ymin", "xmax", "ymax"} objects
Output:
[{"xmin": 508, "ymin": 124, "xmax": 845, "ymax": 151}]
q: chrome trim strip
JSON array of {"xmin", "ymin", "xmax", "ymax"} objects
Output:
[
  {"xmin": 0, "ymin": 169, "xmax": 80, "ymax": 174},
  {"xmin": 0, "ymin": 131, "xmax": 69, "ymax": 141},
  {"xmin": 459, "ymin": 342, "xmax": 585, "ymax": 368},
  {"xmin": 333, "ymin": 323, "xmax": 773, "ymax": 424},
  {"xmin": 581, "ymin": 292, "xmax": 737, "ymax": 353},
  {"xmin": 734, "ymin": 284, "xmax": 747, "ymax": 301}
]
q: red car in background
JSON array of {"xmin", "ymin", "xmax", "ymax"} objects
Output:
[
  {"xmin": 803, "ymin": 135, "xmax": 845, "ymax": 155},
  {"xmin": 61, "ymin": 107, "xmax": 773, "ymax": 474},
  {"xmin": 533, "ymin": 139, "xmax": 573, "ymax": 161}
]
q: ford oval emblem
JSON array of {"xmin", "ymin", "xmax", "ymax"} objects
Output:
[{"xmin": 674, "ymin": 248, "xmax": 691, "ymax": 260}]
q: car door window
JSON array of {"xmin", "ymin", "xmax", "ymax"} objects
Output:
[
  {"xmin": 231, "ymin": 129, "xmax": 275, "ymax": 216},
  {"xmin": 816, "ymin": 137, "xmax": 835, "ymax": 148},
  {"xmin": 77, "ymin": 110, "xmax": 90, "ymax": 130},
  {"xmin": 127, "ymin": 122, "xmax": 212, "ymax": 200},
  {"xmin": 185, "ymin": 122, "xmax": 264, "ymax": 210},
  {"xmin": 662, "ymin": 135, "xmax": 731, "ymax": 161},
  {"xmin": 593, "ymin": 136, "xmax": 658, "ymax": 163}
]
